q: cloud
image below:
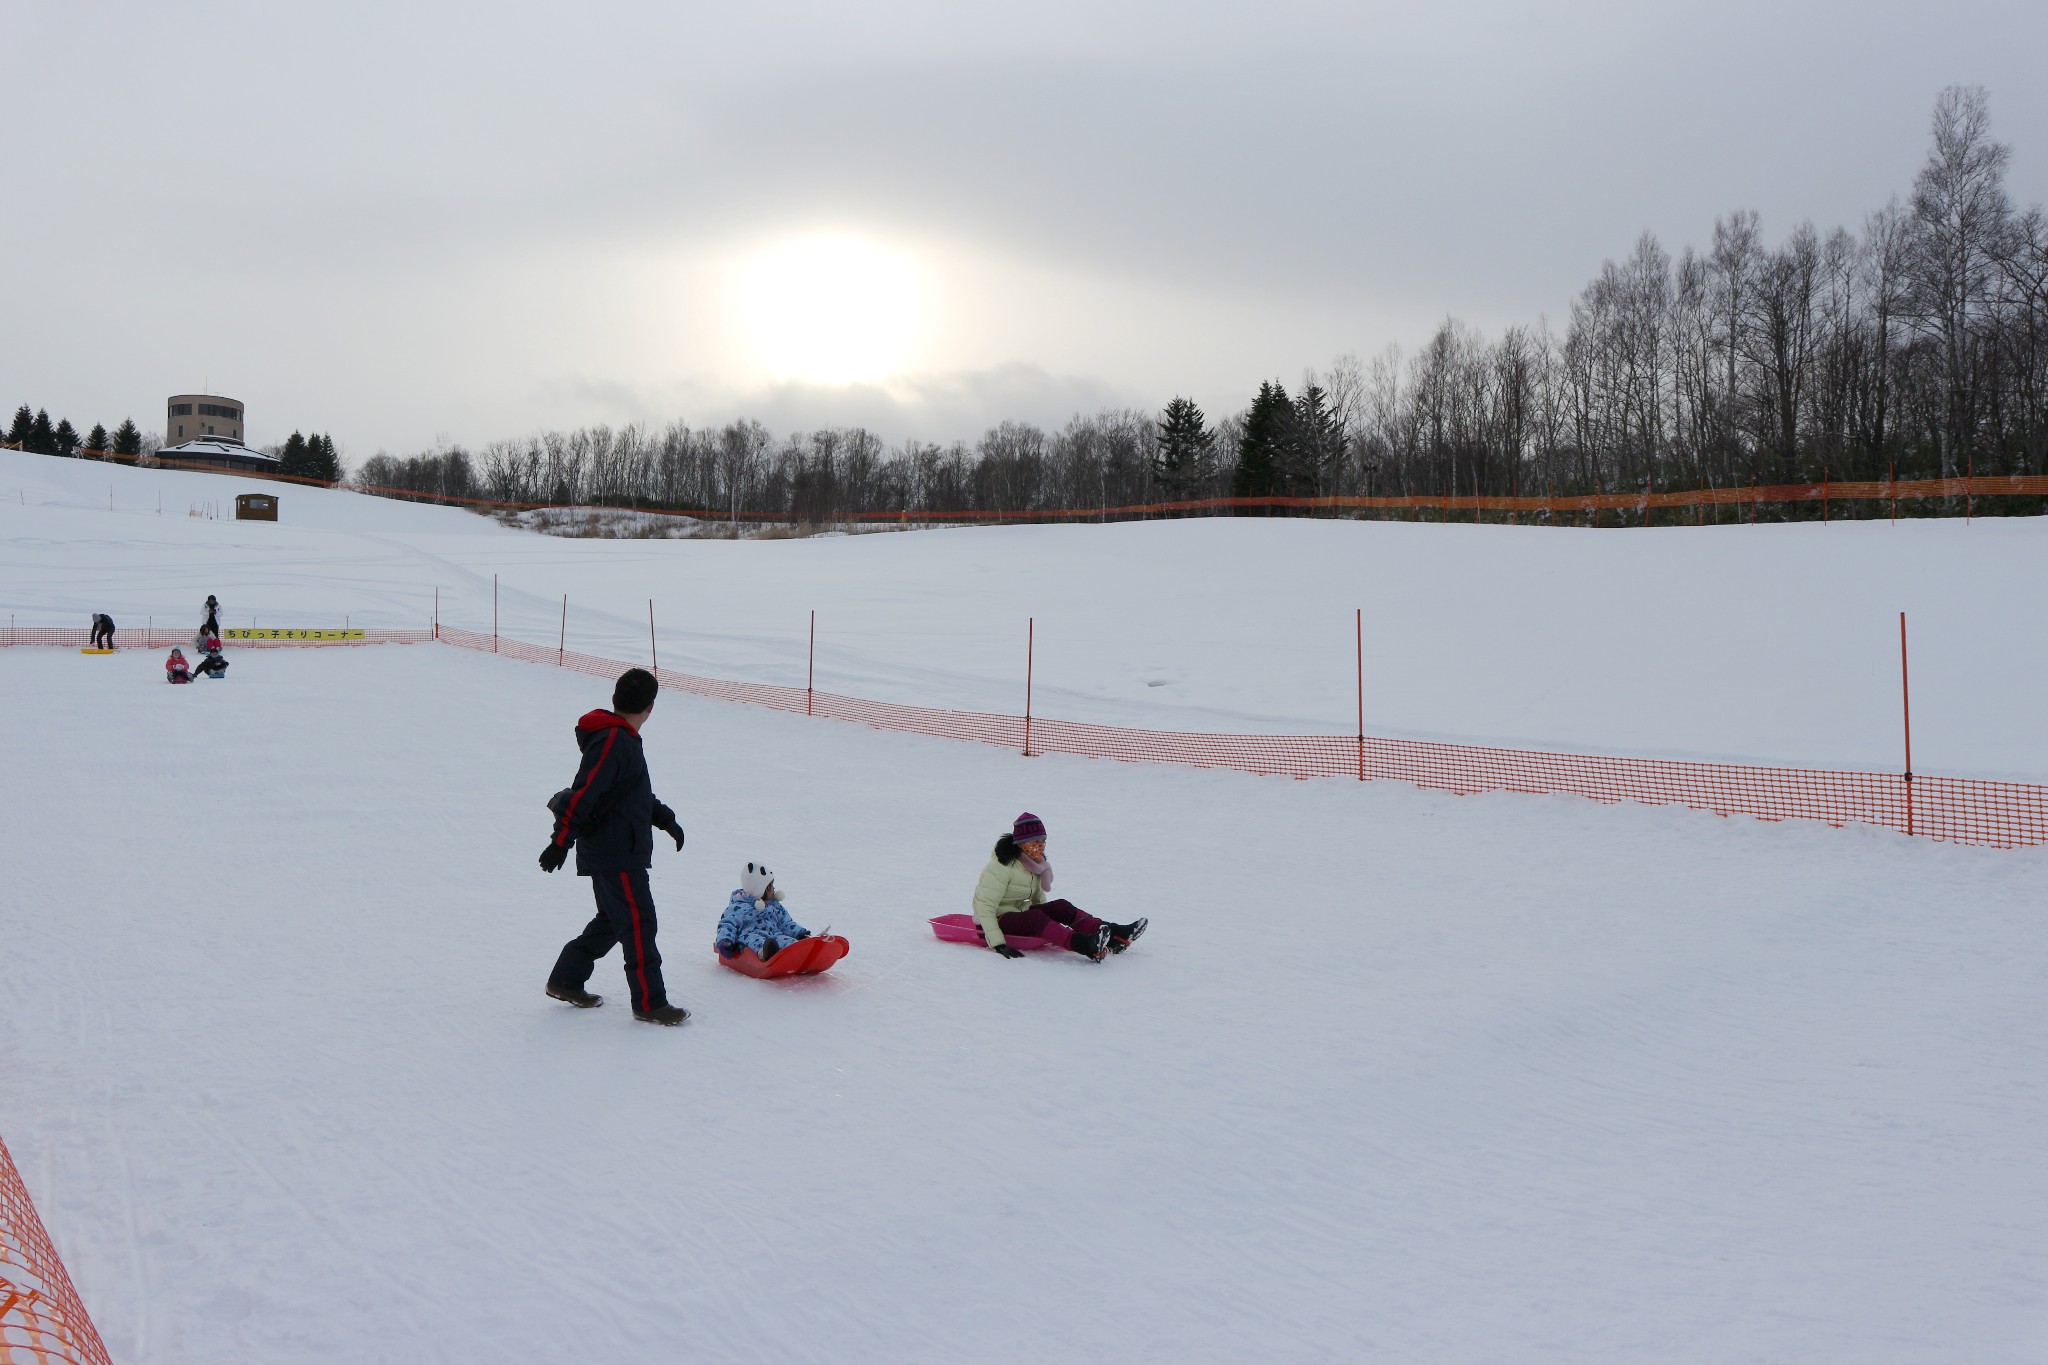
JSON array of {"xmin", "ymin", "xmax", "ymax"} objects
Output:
[{"xmin": 529, "ymin": 364, "xmax": 1140, "ymax": 450}]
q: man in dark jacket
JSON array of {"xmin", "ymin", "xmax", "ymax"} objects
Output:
[{"xmin": 539, "ymin": 667, "xmax": 691, "ymax": 1025}]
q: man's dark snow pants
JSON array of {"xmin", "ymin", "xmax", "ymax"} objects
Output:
[{"xmin": 549, "ymin": 868, "xmax": 669, "ymax": 1013}]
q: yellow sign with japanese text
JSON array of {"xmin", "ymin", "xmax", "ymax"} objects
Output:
[{"xmin": 224, "ymin": 628, "xmax": 366, "ymax": 641}]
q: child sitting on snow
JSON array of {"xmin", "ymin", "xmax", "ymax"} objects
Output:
[
  {"xmin": 714, "ymin": 862, "xmax": 812, "ymax": 962},
  {"xmin": 165, "ymin": 647, "xmax": 192, "ymax": 683},
  {"xmin": 194, "ymin": 637, "xmax": 229, "ymax": 679},
  {"xmin": 973, "ymin": 812, "xmax": 1146, "ymax": 962}
]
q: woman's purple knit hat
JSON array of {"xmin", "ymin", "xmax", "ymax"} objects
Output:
[{"xmin": 1012, "ymin": 812, "xmax": 1047, "ymax": 844}]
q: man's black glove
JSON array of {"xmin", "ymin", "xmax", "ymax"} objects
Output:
[
  {"xmin": 795, "ymin": 929, "xmax": 811, "ymax": 940},
  {"xmin": 992, "ymin": 944, "xmax": 1026, "ymax": 959},
  {"xmin": 538, "ymin": 842, "xmax": 568, "ymax": 873},
  {"xmin": 652, "ymin": 801, "xmax": 685, "ymax": 852}
]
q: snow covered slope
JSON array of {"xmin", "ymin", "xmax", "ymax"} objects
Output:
[
  {"xmin": 7, "ymin": 452, "xmax": 2048, "ymax": 1361},
  {"xmin": 2, "ymin": 448, "xmax": 2044, "ymax": 777},
  {"xmin": 7, "ymin": 642, "xmax": 2046, "ymax": 1364}
]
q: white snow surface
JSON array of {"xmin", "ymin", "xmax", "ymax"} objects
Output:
[
  {"xmin": 3, "ymin": 451, "xmax": 2047, "ymax": 1362},
  {"xmin": 3, "ymin": 448, "xmax": 2046, "ymax": 776}
]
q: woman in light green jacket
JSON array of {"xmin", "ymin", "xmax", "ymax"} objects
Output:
[{"xmin": 972, "ymin": 812, "xmax": 1147, "ymax": 962}]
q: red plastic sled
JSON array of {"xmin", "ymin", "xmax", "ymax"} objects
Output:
[
  {"xmin": 718, "ymin": 934, "xmax": 850, "ymax": 979},
  {"xmin": 927, "ymin": 914, "xmax": 1054, "ymax": 951}
]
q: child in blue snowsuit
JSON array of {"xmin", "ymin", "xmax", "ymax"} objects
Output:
[{"xmin": 714, "ymin": 862, "xmax": 812, "ymax": 961}]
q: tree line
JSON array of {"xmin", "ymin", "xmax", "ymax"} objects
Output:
[
  {"xmin": 356, "ymin": 89, "xmax": 2044, "ymax": 526},
  {"xmin": 18, "ymin": 86, "xmax": 2042, "ymax": 525},
  {"xmin": 4, "ymin": 404, "xmax": 343, "ymax": 484},
  {"xmin": 8, "ymin": 405, "xmax": 145, "ymax": 459},
  {"xmin": 279, "ymin": 432, "xmax": 343, "ymax": 483}
]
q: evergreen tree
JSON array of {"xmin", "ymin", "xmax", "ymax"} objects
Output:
[
  {"xmin": 8, "ymin": 405, "xmax": 31, "ymax": 447},
  {"xmin": 86, "ymin": 423, "xmax": 109, "ymax": 456},
  {"xmin": 1287, "ymin": 383, "xmax": 1346, "ymax": 497},
  {"xmin": 278, "ymin": 431, "xmax": 341, "ymax": 484},
  {"xmin": 29, "ymin": 409, "xmax": 56, "ymax": 455},
  {"xmin": 53, "ymin": 418, "xmax": 80, "ymax": 455},
  {"xmin": 1154, "ymin": 397, "xmax": 1214, "ymax": 504},
  {"xmin": 112, "ymin": 419, "xmax": 142, "ymax": 457},
  {"xmin": 1231, "ymin": 381, "xmax": 1292, "ymax": 505},
  {"xmin": 279, "ymin": 430, "xmax": 310, "ymax": 478}
]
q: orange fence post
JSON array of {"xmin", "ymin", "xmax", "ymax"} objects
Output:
[
  {"xmin": 1355, "ymin": 607, "xmax": 1365, "ymax": 782},
  {"xmin": 807, "ymin": 610, "xmax": 815, "ymax": 717},
  {"xmin": 1023, "ymin": 617, "xmax": 1034, "ymax": 757},
  {"xmin": 1900, "ymin": 611, "xmax": 1914, "ymax": 837},
  {"xmin": 648, "ymin": 599, "xmax": 657, "ymax": 670},
  {"xmin": 558, "ymin": 594, "xmax": 567, "ymax": 665}
]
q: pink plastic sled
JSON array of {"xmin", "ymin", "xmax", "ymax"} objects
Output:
[{"xmin": 927, "ymin": 914, "xmax": 1054, "ymax": 951}]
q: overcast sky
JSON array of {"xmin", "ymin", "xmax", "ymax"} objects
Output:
[{"xmin": 6, "ymin": 0, "xmax": 2044, "ymax": 458}]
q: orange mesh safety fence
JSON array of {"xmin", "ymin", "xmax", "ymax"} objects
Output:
[
  {"xmin": 437, "ymin": 626, "xmax": 2048, "ymax": 849},
  {"xmin": 0, "ymin": 1134, "xmax": 111, "ymax": 1365},
  {"xmin": 7, "ymin": 439, "xmax": 2043, "ymax": 523},
  {"xmin": 12, "ymin": 619, "xmax": 2046, "ymax": 844}
]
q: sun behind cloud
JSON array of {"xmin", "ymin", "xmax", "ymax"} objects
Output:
[{"xmin": 739, "ymin": 235, "xmax": 922, "ymax": 385}]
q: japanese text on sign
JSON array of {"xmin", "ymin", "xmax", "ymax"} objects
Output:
[{"xmin": 224, "ymin": 628, "xmax": 366, "ymax": 641}]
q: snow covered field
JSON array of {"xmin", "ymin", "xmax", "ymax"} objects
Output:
[
  {"xmin": 4, "ymin": 449, "xmax": 2047, "ymax": 777},
  {"xmin": 4, "ymin": 452, "xmax": 2048, "ymax": 1362}
]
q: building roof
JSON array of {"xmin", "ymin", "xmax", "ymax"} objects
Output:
[{"xmin": 158, "ymin": 439, "xmax": 282, "ymax": 469}]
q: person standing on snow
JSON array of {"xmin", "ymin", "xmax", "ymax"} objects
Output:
[
  {"xmin": 972, "ymin": 812, "xmax": 1146, "ymax": 962},
  {"xmin": 538, "ymin": 667, "xmax": 691, "ymax": 1025},
  {"xmin": 198, "ymin": 595, "xmax": 221, "ymax": 645}
]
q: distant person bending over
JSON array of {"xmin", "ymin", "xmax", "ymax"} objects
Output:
[
  {"xmin": 89, "ymin": 613, "xmax": 115, "ymax": 649},
  {"xmin": 539, "ymin": 667, "xmax": 691, "ymax": 1026},
  {"xmin": 972, "ymin": 812, "xmax": 1146, "ymax": 963},
  {"xmin": 165, "ymin": 647, "xmax": 192, "ymax": 683}
]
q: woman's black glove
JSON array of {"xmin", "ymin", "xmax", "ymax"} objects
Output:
[
  {"xmin": 992, "ymin": 944, "xmax": 1025, "ymax": 959},
  {"xmin": 538, "ymin": 842, "xmax": 568, "ymax": 873}
]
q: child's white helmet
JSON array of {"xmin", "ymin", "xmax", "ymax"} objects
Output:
[{"xmin": 741, "ymin": 861, "xmax": 774, "ymax": 901}]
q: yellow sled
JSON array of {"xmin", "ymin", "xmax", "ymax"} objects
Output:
[{"xmin": 80, "ymin": 647, "xmax": 115, "ymax": 655}]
